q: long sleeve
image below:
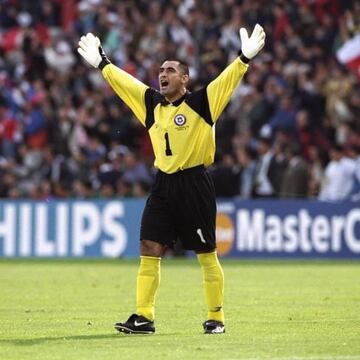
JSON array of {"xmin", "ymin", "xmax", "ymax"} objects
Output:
[
  {"xmin": 102, "ymin": 64, "xmax": 149, "ymax": 126},
  {"xmin": 206, "ymin": 58, "xmax": 248, "ymax": 123}
]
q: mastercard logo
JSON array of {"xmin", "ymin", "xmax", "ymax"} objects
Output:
[{"xmin": 216, "ymin": 213, "xmax": 235, "ymax": 256}]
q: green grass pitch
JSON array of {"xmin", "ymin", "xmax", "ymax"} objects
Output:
[{"xmin": 0, "ymin": 259, "xmax": 360, "ymax": 360}]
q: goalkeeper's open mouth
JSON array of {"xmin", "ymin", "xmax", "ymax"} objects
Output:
[{"xmin": 160, "ymin": 79, "xmax": 169, "ymax": 90}]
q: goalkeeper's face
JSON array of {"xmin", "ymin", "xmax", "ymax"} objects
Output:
[{"xmin": 159, "ymin": 61, "xmax": 189, "ymax": 100}]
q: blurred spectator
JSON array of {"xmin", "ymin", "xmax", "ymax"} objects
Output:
[
  {"xmin": 348, "ymin": 145, "xmax": 360, "ymax": 201},
  {"xmin": 98, "ymin": 183, "xmax": 116, "ymax": 198},
  {"xmin": 209, "ymin": 153, "xmax": 239, "ymax": 198},
  {"xmin": 269, "ymin": 130, "xmax": 288, "ymax": 196},
  {"xmin": 122, "ymin": 152, "xmax": 153, "ymax": 186},
  {"xmin": 318, "ymin": 144, "xmax": 356, "ymax": 201},
  {"xmin": 307, "ymin": 145, "xmax": 328, "ymax": 198},
  {"xmin": 269, "ymin": 93, "xmax": 297, "ymax": 133},
  {"xmin": 71, "ymin": 179, "xmax": 94, "ymax": 199},
  {"xmin": 280, "ymin": 143, "xmax": 309, "ymax": 198},
  {"xmin": 116, "ymin": 179, "xmax": 133, "ymax": 198},
  {"xmin": 253, "ymin": 136, "xmax": 275, "ymax": 198},
  {"xmin": 133, "ymin": 180, "xmax": 151, "ymax": 197},
  {"xmin": 247, "ymin": 85, "xmax": 275, "ymax": 138},
  {"xmin": 0, "ymin": 104, "xmax": 21, "ymax": 158},
  {"xmin": 235, "ymin": 145, "xmax": 257, "ymax": 199},
  {"xmin": 44, "ymin": 40, "xmax": 75, "ymax": 74}
]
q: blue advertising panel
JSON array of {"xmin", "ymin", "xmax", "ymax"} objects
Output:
[
  {"xmin": 0, "ymin": 199, "xmax": 359, "ymax": 258},
  {"xmin": 215, "ymin": 200, "xmax": 360, "ymax": 258},
  {"xmin": 0, "ymin": 199, "xmax": 143, "ymax": 258}
]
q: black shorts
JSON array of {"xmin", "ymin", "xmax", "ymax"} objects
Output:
[{"xmin": 140, "ymin": 165, "xmax": 216, "ymax": 252}]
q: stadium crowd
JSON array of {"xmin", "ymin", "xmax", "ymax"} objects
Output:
[{"xmin": 0, "ymin": 0, "xmax": 359, "ymax": 201}]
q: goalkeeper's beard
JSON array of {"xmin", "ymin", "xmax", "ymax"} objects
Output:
[{"xmin": 160, "ymin": 84, "xmax": 186, "ymax": 102}]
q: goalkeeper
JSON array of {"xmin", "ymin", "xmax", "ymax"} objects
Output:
[{"xmin": 78, "ymin": 24, "xmax": 265, "ymax": 335}]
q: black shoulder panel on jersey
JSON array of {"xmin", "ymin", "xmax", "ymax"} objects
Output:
[
  {"xmin": 185, "ymin": 87, "xmax": 213, "ymax": 126},
  {"xmin": 144, "ymin": 88, "xmax": 164, "ymax": 130}
]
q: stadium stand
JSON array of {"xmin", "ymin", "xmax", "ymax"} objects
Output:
[{"xmin": 0, "ymin": 0, "xmax": 359, "ymax": 200}]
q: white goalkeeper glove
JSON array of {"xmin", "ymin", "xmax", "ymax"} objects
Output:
[
  {"xmin": 77, "ymin": 33, "xmax": 110, "ymax": 69},
  {"xmin": 239, "ymin": 24, "xmax": 266, "ymax": 61}
]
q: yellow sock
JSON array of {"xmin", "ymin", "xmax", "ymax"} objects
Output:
[
  {"xmin": 197, "ymin": 251, "xmax": 224, "ymax": 323},
  {"xmin": 136, "ymin": 256, "xmax": 161, "ymax": 321}
]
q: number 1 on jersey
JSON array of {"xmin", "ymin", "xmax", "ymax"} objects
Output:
[{"xmin": 164, "ymin": 132, "xmax": 172, "ymax": 156}]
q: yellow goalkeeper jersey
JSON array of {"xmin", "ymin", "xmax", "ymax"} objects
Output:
[{"xmin": 102, "ymin": 58, "xmax": 248, "ymax": 174}]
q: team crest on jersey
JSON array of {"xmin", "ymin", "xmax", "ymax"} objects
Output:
[{"xmin": 174, "ymin": 114, "xmax": 186, "ymax": 126}]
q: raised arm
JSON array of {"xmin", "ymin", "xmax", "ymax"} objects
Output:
[
  {"xmin": 77, "ymin": 33, "xmax": 148, "ymax": 126},
  {"xmin": 207, "ymin": 24, "xmax": 265, "ymax": 123}
]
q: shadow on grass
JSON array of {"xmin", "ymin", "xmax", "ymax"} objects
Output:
[
  {"xmin": 1, "ymin": 333, "xmax": 129, "ymax": 346},
  {"xmin": 1, "ymin": 332, "xmax": 177, "ymax": 346}
]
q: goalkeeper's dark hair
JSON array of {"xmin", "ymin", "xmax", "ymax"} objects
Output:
[{"xmin": 165, "ymin": 59, "xmax": 189, "ymax": 76}]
